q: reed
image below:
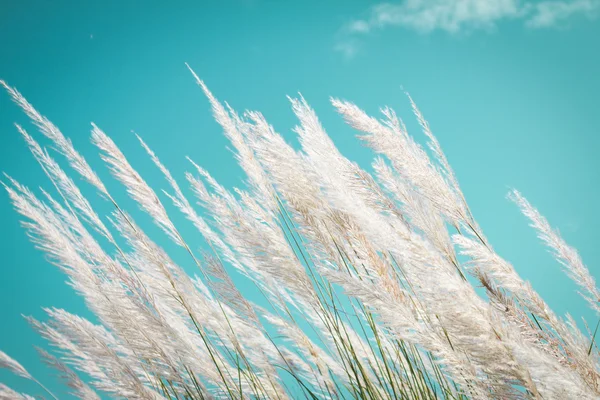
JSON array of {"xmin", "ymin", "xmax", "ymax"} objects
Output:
[{"xmin": 0, "ymin": 70, "xmax": 598, "ymax": 399}]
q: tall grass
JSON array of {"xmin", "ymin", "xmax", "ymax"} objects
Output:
[{"xmin": 0, "ymin": 68, "xmax": 598, "ymax": 399}]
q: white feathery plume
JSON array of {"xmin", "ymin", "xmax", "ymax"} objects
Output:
[
  {"xmin": 406, "ymin": 92, "xmax": 486, "ymax": 242},
  {"xmin": 245, "ymin": 100, "xmax": 500, "ymax": 394},
  {"xmin": 373, "ymin": 157, "xmax": 456, "ymax": 265},
  {"xmin": 0, "ymin": 383, "xmax": 36, "ymax": 400},
  {"xmin": 510, "ymin": 189, "xmax": 600, "ymax": 313},
  {"xmin": 16, "ymin": 186, "xmax": 209, "ymax": 394},
  {"xmin": 190, "ymin": 104, "xmax": 390, "ymax": 393},
  {"xmin": 242, "ymin": 108, "xmax": 344, "ymax": 273},
  {"xmin": 137, "ymin": 134, "xmax": 247, "ymax": 276},
  {"xmin": 37, "ymin": 348, "xmax": 101, "ymax": 400},
  {"xmin": 33, "ymin": 309, "xmax": 166, "ymax": 400},
  {"xmin": 0, "ymin": 350, "xmax": 32, "ymax": 379},
  {"xmin": 378, "ymin": 96, "xmax": 600, "ymax": 392},
  {"xmin": 453, "ymin": 234, "xmax": 567, "ymax": 351},
  {"xmin": 308, "ymin": 100, "xmax": 458, "ymax": 272},
  {"xmin": 2, "ymin": 177, "xmax": 136, "ymax": 328},
  {"xmin": 137, "ymin": 135, "xmax": 212, "ymax": 241},
  {"xmin": 276, "ymin": 347, "xmax": 327, "ymax": 394},
  {"xmin": 2, "ymin": 177, "xmax": 98, "ymax": 284},
  {"xmin": 328, "ymin": 98, "xmax": 553, "ymax": 394},
  {"xmin": 264, "ymin": 312, "xmax": 345, "ymax": 389},
  {"xmin": 91, "ymin": 123, "xmax": 183, "ymax": 246},
  {"xmin": 186, "ymin": 63, "xmax": 276, "ymax": 213},
  {"xmin": 27, "ymin": 316, "xmax": 130, "ymax": 396},
  {"xmin": 0, "ymin": 80, "xmax": 108, "ymax": 195},
  {"xmin": 186, "ymin": 155, "xmax": 314, "ymax": 312},
  {"xmin": 406, "ymin": 92, "xmax": 460, "ymax": 201},
  {"xmin": 331, "ymin": 98, "xmax": 466, "ymax": 226},
  {"xmin": 347, "ymin": 165, "xmax": 539, "ymax": 392},
  {"xmin": 8, "ymin": 172, "xmax": 232, "ymax": 395},
  {"xmin": 16, "ymin": 124, "xmax": 113, "ymax": 242},
  {"xmin": 288, "ymin": 94, "xmax": 407, "ymax": 247},
  {"xmin": 506, "ymin": 333, "xmax": 598, "ymax": 399},
  {"xmin": 4, "ymin": 75, "xmax": 600, "ymax": 399},
  {"xmin": 453, "ymin": 205, "xmax": 600, "ymax": 392},
  {"xmin": 244, "ymin": 110, "xmax": 326, "ymax": 217},
  {"xmin": 454, "ymin": 234, "xmax": 540, "ymax": 307},
  {"xmin": 0, "ymin": 350, "xmax": 58, "ymax": 400},
  {"xmin": 321, "ymin": 268, "xmax": 491, "ymax": 399},
  {"xmin": 185, "ymin": 159, "xmax": 289, "ymax": 308},
  {"xmin": 203, "ymin": 254, "xmax": 259, "ymax": 326},
  {"xmin": 248, "ymin": 98, "xmax": 496, "ymax": 386},
  {"xmin": 110, "ymin": 211, "xmax": 282, "ymax": 397},
  {"xmin": 244, "ymin": 108, "xmax": 360, "ymax": 275},
  {"xmin": 2, "ymin": 104, "xmax": 241, "ymax": 394},
  {"xmin": 4, "ymin": 179, "xmax": 186, "ymax": 390}
]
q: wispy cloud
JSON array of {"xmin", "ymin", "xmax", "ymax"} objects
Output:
[
  {"xmin": 526, "ymin": 0, "xmax": 599, "ymax": 27},
  {"xmin": 347, "ymin": 20, "xmax": 372, "ymax": 34},
  {"xmin": 335, "ymin": 0, "xmax": 599, "ymax": 57},
  {"xmin": 355, "ymin": 0, "xmax": 523, "ymax": 34},
  {"xmin": 334, "ymin": 41, "xmax": 361, "ymax": 59}
]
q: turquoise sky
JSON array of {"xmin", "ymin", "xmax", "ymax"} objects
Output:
[{"xmin": 1, "ymin": 0, "xmax": 599, "ymax": 397}]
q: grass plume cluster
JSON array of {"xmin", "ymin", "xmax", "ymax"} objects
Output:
[{"xmin": 1, "ymin": 67, "xmax": 599, "ymax": 399}]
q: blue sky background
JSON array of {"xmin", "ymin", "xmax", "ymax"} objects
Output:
[{"xmin": 1, "ymin": 0, "xmax": 599, "ymax": 397}]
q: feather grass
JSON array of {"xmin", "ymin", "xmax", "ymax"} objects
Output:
[{"xmin": 1, "ymin": 72, "xmax": 598, "ymax": 399}]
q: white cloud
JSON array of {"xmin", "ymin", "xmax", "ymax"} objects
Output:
[
  {"xmin": 340, "ymin": 0, "xmax": 598, "ymax": 35},
  {"xmin": 366, "ymin": 0, "xmax": 523, "ymax": 33},
  {"xmin": 347, "ymin": 20, "xmax": 372, "ymax": 33},
  {"xmin": 334, "ymin": 0, "xmax": 599, "ymax": 57},
  {"xmin": 526, "ymin": 0, "xmax": 599, "ymax": 27},
  {"xmin": 334, "ymin": 41, "xmax": 360, "ymax": 59}
]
